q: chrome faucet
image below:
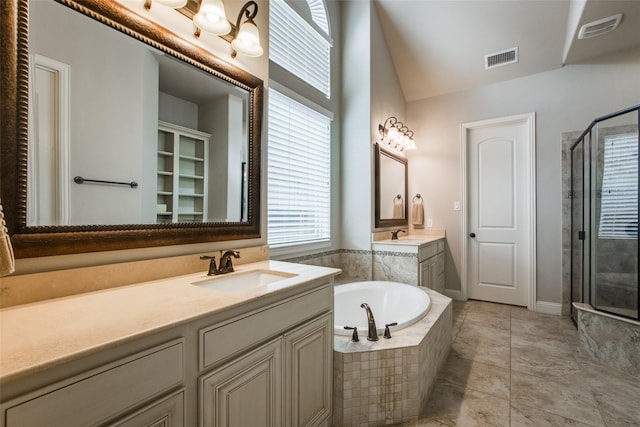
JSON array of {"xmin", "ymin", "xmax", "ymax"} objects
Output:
[
  {"xmin": 218, "ymin": 250, "xmax": 240, "ymax": 274},
  {"xmin": 360, "ymin": 303, "xmax": 379, "ymax": 341},
  {"xmin": 390, "ymin": 229, "xmax": 406, "ymax": 240},
  {"xmin": 200, "ymin": 255, "xmax": 218, "ymax": 276}
]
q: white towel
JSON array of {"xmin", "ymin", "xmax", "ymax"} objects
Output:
[
  {"xmin": 412, "ymin": 202, "xmax": 424, "ymax": 226},
  {"xmin": 393, "ymin": 203, "xmax": 403, "ymax": 219},
  {"xmin": 0, "ymin": 199, "xmax": 16, "ymax": 277}
]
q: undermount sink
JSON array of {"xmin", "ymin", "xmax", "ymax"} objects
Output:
[{"xmin": 191, "ymin": 270, "xmax": 298, "ymax": 293}]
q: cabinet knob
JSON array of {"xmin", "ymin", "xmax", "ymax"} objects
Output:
[{"xmin": 469, "ymin": 233, "xmax": 476, "ymax": 238}]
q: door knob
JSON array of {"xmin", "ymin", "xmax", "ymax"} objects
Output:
[{"xmin": 469, "ymin": 233, "xmax": 476, "ymax": 238}]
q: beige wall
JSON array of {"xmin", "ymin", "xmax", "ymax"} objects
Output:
[
  {"xmin": 340, "ymin": 1, "xmax": 408, "ymax": 251},
  {"xmin": 406, "ymin": 48, "xmax": 640, "ymax": 303},
  {"xmin": 340, "ymin": 1, "xmax": 373, "ymax": 251}
]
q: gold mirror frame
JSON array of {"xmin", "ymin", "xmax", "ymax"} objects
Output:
[{"xmin": 0, "ymin": 0, "xmax": 263, "ymax": 258}]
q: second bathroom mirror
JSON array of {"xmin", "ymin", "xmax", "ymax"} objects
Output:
[{"xmin": 374, "ymin": 143, "xmax": 408, "ymax": 229}]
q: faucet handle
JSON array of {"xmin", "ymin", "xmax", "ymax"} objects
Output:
[
  {"xmin": 383, "ymin": 322, "xmax": 398, "ymax": 339},
  {"xmin": 200, "ymin": 255, "xmax": 218, "ymax": 276},
  {"xmin": 344, "ymin": 326, "xmax": 359, "ymax": 342}
]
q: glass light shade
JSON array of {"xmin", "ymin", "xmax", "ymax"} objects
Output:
[
  {"xmin": 155, "ymin": 0, "xmax": 188, "ymax": 7},
  {"xmin": 387, "ymin": 125, "xmax": 399, "ymax": 141},
  {"xmin": 194, "ymin": 0, "xmax": 231, "ymax": 35},
  {"xmin": 231, "ymin": 20, "xmax": 264, "ymax": 57},
  {"xmin": 404, "ymin": 137, "xmax": 416, "ymax": 151}
]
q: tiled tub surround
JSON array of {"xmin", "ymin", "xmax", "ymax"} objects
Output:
[
  {"xmin": 285, "ymin": 249, "xmax": 373, "ymax": 281},
  {"xmin": 333, "ymin": 289, "xmax": 452, "ymax": 426},
  {"xmin": 372, "ymin": 251, "xmax": 418, "ymax": 285},
  {"xmin": 574, "ymin": 303, "xmax": 640, "ymax": 376}
]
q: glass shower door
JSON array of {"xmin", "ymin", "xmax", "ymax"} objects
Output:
[{"xmin": 591, "ymin": 111, "xmax": 639, "ymax": 319}]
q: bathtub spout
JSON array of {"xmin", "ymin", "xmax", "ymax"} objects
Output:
[{"xmin": 360, "ymin": 303, "xmax": 379, "ymax": 341}]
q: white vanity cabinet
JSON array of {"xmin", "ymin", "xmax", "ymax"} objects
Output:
[
  {"xmin": 198, "ymin": 284, "xmax": 333, "ymax": 427},
  {"xmin": 419, "ymin": 240, "xmax": 445, "ymax": 293},
  {"xmin": 0, "ymin": 262, "xmax": 338, "ymax": 427}
]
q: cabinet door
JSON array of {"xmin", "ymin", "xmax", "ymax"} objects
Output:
[
  {"xmin": 284, "ymin": 313, "xmax": 332, "ymax": 427},
  {"xmin": 200, "ymin": 338, "xmax": 283, "ymax": 427},
  {"xmin": 420, "ymin": 258, "xmax": 440, "ymax": 291},
  {"xmin": 419, "ymin": 260, "xmax": 432, "ymax": 288},
  {"xmin": 429, "ymin": 258, "xmax": 440, "ymax": 292}
]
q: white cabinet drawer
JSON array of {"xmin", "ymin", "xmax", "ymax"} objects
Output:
[
  {"xmin": 418, "ymin": 240, "xmax": 444, "ymax": 262},
  {"xmin": 5, "ymin": 339, "xmax": 184, "ymax": 427},
  {"xmin": 200, "ymin": 285, "xmax": 332, "ymax": 371},
  {"xmin": 419, "ymin": 243, "xmax": 438, "ymax": 262}
]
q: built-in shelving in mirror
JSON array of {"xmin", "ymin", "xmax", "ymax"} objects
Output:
[{"xmin": 0, "ymin": 0, "xmax": 263, "ymax": 258}]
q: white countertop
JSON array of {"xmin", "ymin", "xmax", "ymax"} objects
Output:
[{"xmin": 0, "ymin": 261, "xmax": 340, "ymax": 384}]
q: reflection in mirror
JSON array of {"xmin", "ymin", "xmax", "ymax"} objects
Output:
[
  {"xmin": 374, "ymin": 143, "xmax": 408, "ymax": 228},
  {"xmin": 28, "ymin": 0, "xmax": 249, "ymax": 226}
]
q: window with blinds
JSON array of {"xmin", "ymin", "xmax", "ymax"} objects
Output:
[
  {"xmin": 598, "ymin": 133, "xmax": 638, "ymax": 239},
  {"xmin": 269, "ymin": 0, "xmax": 331, "ymax": 97},
  {"xmin": 267, "ymin": 89, "xmax": 331, "ymax": 246}
]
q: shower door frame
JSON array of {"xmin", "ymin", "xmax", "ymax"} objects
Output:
[{"xmin": 570, "ymin": 104, "xmax": 640, "ymax": 322}]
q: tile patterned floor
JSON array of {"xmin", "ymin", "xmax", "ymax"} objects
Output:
[{"xmin": 398, "ymin": 300, "xmax": 640, "ymax": 427}]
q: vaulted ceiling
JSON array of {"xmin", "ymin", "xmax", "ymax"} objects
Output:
[{"xmin": 374, "ymin": 0, "xmax": 640, "ymax": 101}]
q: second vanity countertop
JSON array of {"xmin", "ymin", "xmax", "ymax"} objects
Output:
[
  {"xmin": 0, "ymin": 260, "xmax": 340, "ymax": 384},
  {"xmin": 372, "ymin": 234, "xmax": 445, "ymax": 252}
]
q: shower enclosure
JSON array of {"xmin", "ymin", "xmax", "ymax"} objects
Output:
[{"xmin": 570, "ymin": 105, "xmax": 640, "ymax": 322}]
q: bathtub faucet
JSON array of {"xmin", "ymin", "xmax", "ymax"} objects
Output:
[{"xmin": 360, "ymin": 303, "xmax": 379, "ymax": 341}]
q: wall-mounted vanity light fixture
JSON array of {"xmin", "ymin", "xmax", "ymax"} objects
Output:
[
  {"xmin": 145, "ymin": 0, "xmax": 263, "ymax": 58},
  {"xmin": 378, "ymin": 117, "xmax": 416, "ymax": 151}
]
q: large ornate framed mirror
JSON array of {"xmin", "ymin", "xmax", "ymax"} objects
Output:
[
  {"xmin": 374, "ymin": 143, "xmax": 408, "ymax": 229},
  {"xmin": 1, "ymin": 0, "xmax": 263, "ymax": 258}
]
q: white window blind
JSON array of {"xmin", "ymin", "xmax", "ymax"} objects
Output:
[
  {"xmin": 267, "ymin": 89, "xmax": 331, "ymax": 246},
  {"xmin": 269, "ymin": 0, "xmax": 331, "ymax": 97},
  {"xmin": 598, "ymin": 133, "xmax": 638, "ymax": 239}
]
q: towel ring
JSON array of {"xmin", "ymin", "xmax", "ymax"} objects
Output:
[
  {"xmin": 412, "ymin": 194, "xmax": 423, "ymax": 203},
  {"xmin": 393, "ymin": 194, "xmax": 403, "ymax": 203}
]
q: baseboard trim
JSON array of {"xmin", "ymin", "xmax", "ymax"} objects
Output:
[
  {"xmin": 444, "ymin": 289, "xmax": 463, "ymax": 300},
  {"xmin": 536, "ymin": 301, "xmax": 562, "ymax": 315}
]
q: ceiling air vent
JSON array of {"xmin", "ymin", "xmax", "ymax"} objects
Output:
[
  {"xmin": 485, "ymin": 47, "xmax": 518, "ymax": 70},
  {"xmin": 578, "ymin": 14, "xmax": 622, "ymax": 39}
]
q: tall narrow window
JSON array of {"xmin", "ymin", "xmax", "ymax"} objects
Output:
[
  {"xmin": 598, "ymin": 133, "xmax": 638, "ymax": 239},
  {"xmin": 267, "ymin": 89, "xmax": 331, "ymax": 246},
  {"xmin": 268, "ymin": 0, "xmax": 333, "ymax": 250}
]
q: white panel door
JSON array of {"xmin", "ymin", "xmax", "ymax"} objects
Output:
[{"xmin": 467, "ymin": 115, "xmax": 534, "ymax": 306}]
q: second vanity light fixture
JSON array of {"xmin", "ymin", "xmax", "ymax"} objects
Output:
[
  {"xmin": 378, "ymin": 117, "xmax": 416, "ymax": 151},
  {"xmin": 144, "ymin": 0, "xmax": 264, "ymax": 58}
]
